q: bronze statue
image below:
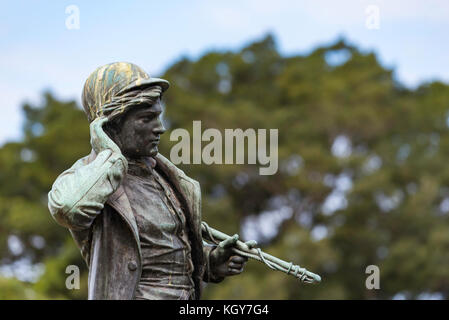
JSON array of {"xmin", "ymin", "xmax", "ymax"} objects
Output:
[
  {"xmin": 48, "ymin": 62, "xmax": 320, "ymax": 300},
  {"xmin": 47, "ymin": 62, "xmax": 249, "ymax": 300}
]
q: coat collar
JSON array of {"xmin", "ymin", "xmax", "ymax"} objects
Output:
[{"xmin": 84, "ymin": 149, "xmax": 194, "ymax": 243}]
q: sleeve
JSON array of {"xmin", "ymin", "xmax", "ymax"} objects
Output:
[{"xmin": 48, "ymin": 149, "xmax": 127, "ymax": 231}]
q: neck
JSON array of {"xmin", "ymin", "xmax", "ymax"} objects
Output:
[{"xmin": 126, "ymin": 154, "xmax": 157, "ymax": 169}]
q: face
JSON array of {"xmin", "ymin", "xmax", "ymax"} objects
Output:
[{"xmin": 115, "ymin": 99, "xmax": 166, "ymax": 158}]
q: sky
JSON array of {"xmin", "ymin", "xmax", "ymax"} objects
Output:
[{"xmin": 1, "ymin": 0, "xmax": 448, "ymax": 146}]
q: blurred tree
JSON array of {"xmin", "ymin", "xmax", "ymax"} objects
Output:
[
  {"xmin": 0, "ymin": 93, "xmax": 90, "ymax": 299},
  {"xmin": 1, "ymin": 34, "xmax": 448, "ymax": 299}
]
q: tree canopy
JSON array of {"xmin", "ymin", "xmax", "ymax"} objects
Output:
[{"xmin": 1, "ymin": 34, "xmax": 448, "ymax": 299}]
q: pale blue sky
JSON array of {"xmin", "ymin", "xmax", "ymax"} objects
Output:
[{"xmin": 1, "ymin": 0, "xmax": 448, "ymax": 145}]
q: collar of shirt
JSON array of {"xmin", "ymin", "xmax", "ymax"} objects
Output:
[{"xmin": 126, "ymin": 156, "xmax": 157, "ymax": 177}]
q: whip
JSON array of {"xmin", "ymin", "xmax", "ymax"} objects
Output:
[{"xmin": 201, "ymin": 221, "xmax": 321, "ymax": 284}]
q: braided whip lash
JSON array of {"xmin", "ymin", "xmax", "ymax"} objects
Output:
[{"xmin": 201, "ymin": 222, "xmax": 321, "ymax": 284}]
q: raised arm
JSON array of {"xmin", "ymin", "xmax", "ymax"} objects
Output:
[{"xmin": 48, "ymin": 117, "xmax": 128, "ymax": 231}]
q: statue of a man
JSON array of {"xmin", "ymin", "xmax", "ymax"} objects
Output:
[{"xmin": 48, "ymin": 62, "xmax": 248, "ymax": 300}]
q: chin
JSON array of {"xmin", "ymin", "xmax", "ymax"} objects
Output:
[{"xmin": 148, "ymin": 147, "xmax": 158, "ymax": 157}]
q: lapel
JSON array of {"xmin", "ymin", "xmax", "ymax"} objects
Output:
[
  {"xmin": 107, "ymin": 185, "xmax": 141, "ymax": 248},
  {"xmin": 85, "ymin": 150, "xmax": 141, "ymax": 254},
  {"xmin": 84, "ymin": 149, "xmax": 199, "ymax": 257}
]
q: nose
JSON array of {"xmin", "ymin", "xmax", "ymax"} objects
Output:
[{"xmin": 153, "ymin": 118, "xmax": 166, "ymax": 135}]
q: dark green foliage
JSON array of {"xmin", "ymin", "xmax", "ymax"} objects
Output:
[{"xmin": 1, "ymin": 35, "xmax": 448, "ymax": 299}]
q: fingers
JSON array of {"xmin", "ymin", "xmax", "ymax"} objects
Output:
[
  {"xmin": 227, "ymin": 255, "xmax": 247, "ymax": 276},
  {"xmin": 90, "ymin": 117, "xmax": 109, "ymax": 136},
  {"xmin": 211, "ymin": 235, "xmax": 251, "ymax": 277},
  {"xmin": 93, "ymin": 116, "xmax": 109, "ymax": 127},
  {"xmin": 228, "ymin": 262, "xmax": 244, "ymax": 275},
  {"xmin": 217, "ymin": 235, "xmax": 257, "ymax": 251},
  {"xmin": 227, "ymin": 258, "xmax": 245, "ymax": 275},
  {"xmin": 90, "ymin": 117, "xmax": 122, "ymax": 155},
  {"xmin": 227, "ymin": 267, "xmax": 243, "ymax": 275},
  {"xmin": 230, "ymin": 255, "xmax": 248, "ymax": 264},
  {"xmin": 90, "ymin": 117, "xmax": 108, "ymax": 153},
  {"xmin": 229, "ymin": 261, "xmax": 245, "ymax": 269},
  {"xmin": 218, "ymin": 234, "xmax": 239, "ymax": 249},
  {"xmin": 91, "ymin": 118, "xmax": 110, "ymax": 141}
]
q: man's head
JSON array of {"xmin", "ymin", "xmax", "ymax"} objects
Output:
[
  {"xmin": 105, "ymin": 98, "xmax": 166, "ymax": 158},
  {"xmin": 81, "ymin": 62, "xmax": 170, "ymax": 159}
]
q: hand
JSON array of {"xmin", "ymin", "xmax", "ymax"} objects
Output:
[
  {"xmin": 90, "ymin": 117, "xmax": 122, "ymax": 155},
  {"xmin": 209, "ymin": 234, "xmax": 256, "ymax": 278}
]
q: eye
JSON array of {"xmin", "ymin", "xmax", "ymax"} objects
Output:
[{"xmin": 141, "ymin": 116, "xmax": 153, "ymax": 123}]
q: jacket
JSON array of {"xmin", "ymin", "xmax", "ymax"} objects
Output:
[{"xmin": 48, "ymin": 149, "xmax": 219, "ymax": 299}]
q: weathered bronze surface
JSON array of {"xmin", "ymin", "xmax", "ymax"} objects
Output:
[{"xmin": 48, "ymin": 62, "xmax": 247, "ymax": 300}]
